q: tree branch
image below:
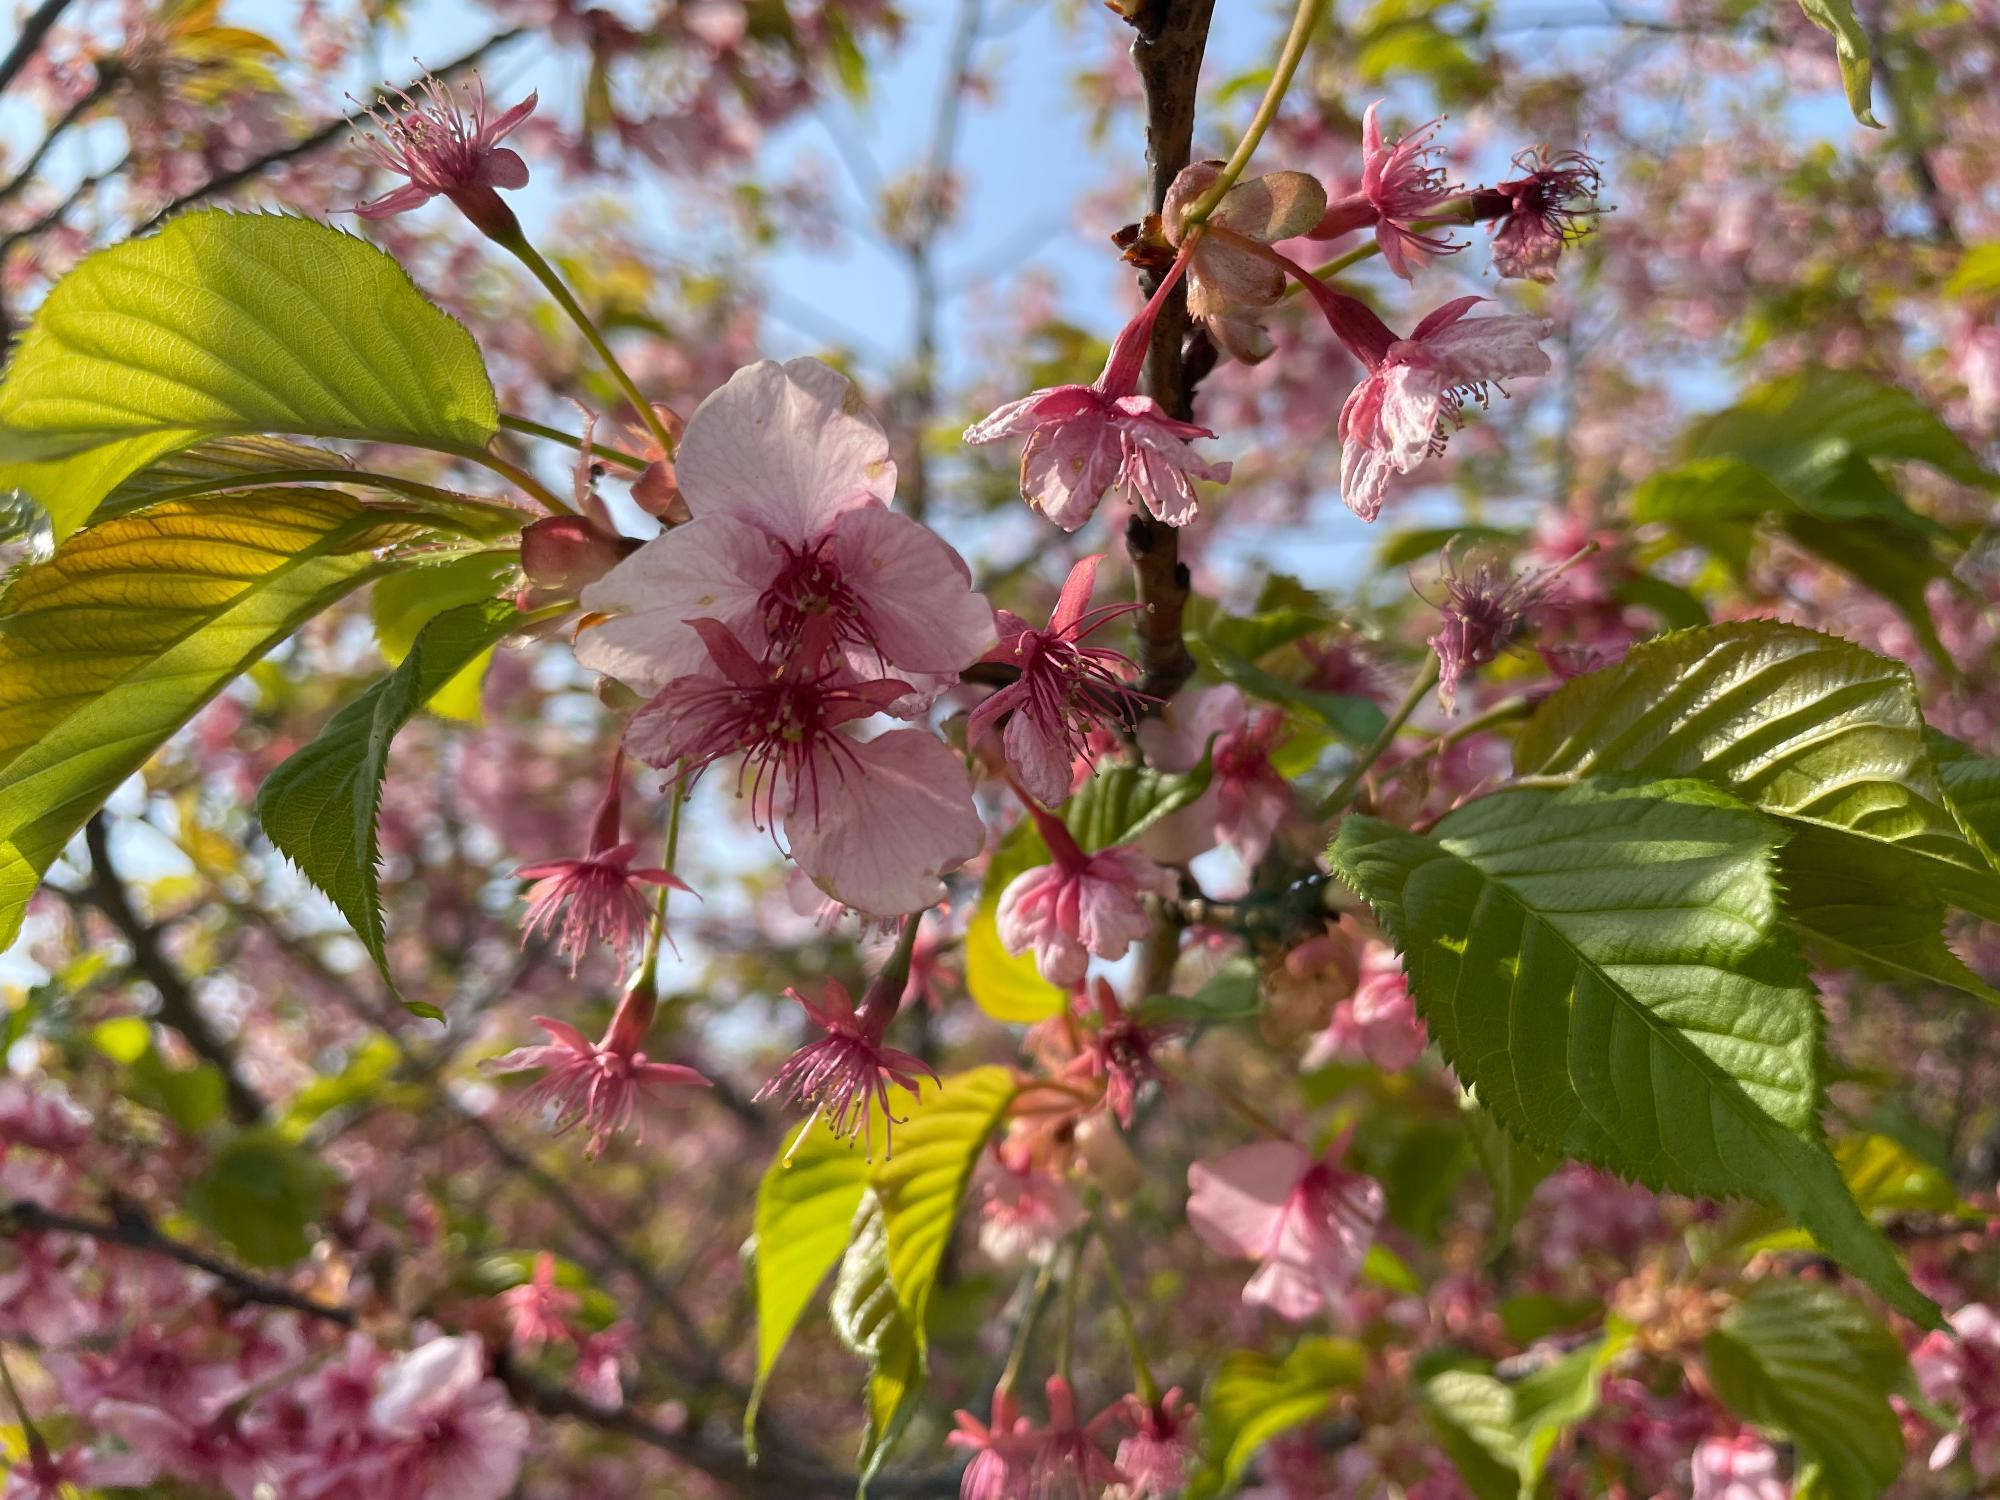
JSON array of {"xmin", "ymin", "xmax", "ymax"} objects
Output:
[
  {"xmin": 135, "ymin": 30, "xmax": 522, "ymax": 232},
  {"xmin": 1123, "ymin": 0, "xmax": 1217, "ymax": 704},
  {"xmin": 0, "ymin": 61, "xmax": 116, "ymax": 211},
  {"xmin": 0, "ymin": 0, "xmax": 77, "ymax": 97},
  {"xmin": 81, "ymin": 816, "xmax": 266, "ymax": 1126}
]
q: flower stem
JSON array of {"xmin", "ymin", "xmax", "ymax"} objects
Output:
[
  {"xmin": 1093, "ymin": 1217, "xmax": 1160, "ymax": 1403},
  {"xmin": 1376, "ymin": 694, "xmax": 1531, "ymax": 789},
  {"xmin": 1053, "ymin": 1231, "xmax": 1086, "ymax": 1383},
  {"xmin": 1316, "ymin": 656, "xmax": 1439, "ymax": 820},
  {"xmin": 494, "ymin": 229, "xmax": 677, "ymax": 457},
  {"xmin": 632, "ymin": 765, "xmax": 687, "ymax": 999},
  {"xmin": 427, "ymin": 437, "xmax": 572, "ymax": 516},
  {"xmin": 501, "ymin": 413, "xmax": 649, "ymax": 470},
  {"xmin": 1155, "ymin": 1055, "xmax": 1290, "ymax": 1139},
  {"xmin": 999, "ymin": 1257, "xmax": 1058, "ymax": 1397},
  {"xmin": 1177, "ymin": 0, "xmax": 1327, "ymax": 227}
]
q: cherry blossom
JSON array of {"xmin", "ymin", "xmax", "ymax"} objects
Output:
[
  {"xmin": 964, "ymin": 256, "xmax": 1232, "ymax": 529},
  {"xmin": 483, "ymin": 1005, "xmax": 710, "ymax": 1157},
  {"xmin": 996, "ymin": 799, "xmax": 1174, "ymax": 987},
  {"xmin": 1691, "ymin": 1432, "xmax": 1791, "ymax": 1500},
  {"xmin": 578, "ymin": 358, "xmax": 994, "ymax": 699},
  {"xmin": 499, "ymin": 1252, "xmax": 579, "ymax": 1348},
  {"xmin": 1335, "ymin": 297, "xmax": 1554, "ymax": 521},
  {"xmin": 756, "ymin": 969, "xmax": 938, "ymax": 1157},
  {"xmin": 1311, "ymin": 102, "xmax": 1463, "ymax": 280},
  {"xmin": 1425, "ymin": 542, "xmax": 1588, "ymax": 711},
  {"xmin": 949, "ymin": 1386, "xmax": 1042, "ymax": 1500},
  {"xmin": 1186, "ymin": 1135, "xmax": 1385, "ymax": 1321},
  {"xmin": 968, "ymin": 554, "xmax": 1146, "ymax": 805},
  {"xmin": 369, "ymin": 1337, "xmax": 530, "ymax": 1500},
  {"xmin": 1912, "ymin": 1303, "xmax": 2000, "ymax": 1475},
  {"xmin": 1111, "ymin": 1388, "xmax": 1198, "ymax": 1500},
  {"xmin": 353, "ymin": 74, "xmax": 536, "ymax": 232},
  {"xmin": 1028, "ymin": 1376, "xmax": 1127, "ymax": 1498},
  {"xmin": 1468, "ymin": 145, "xmax": 1606, "ymax": 283},
  {"xmin": 1163, "ymin": 161, "xmax": 1329, "ymax": 360},
  {"xmin": 1138, "ymin": 684, "xmax": 1293, "ymax": 867},
  {"xmin": 975, "ymin": 1143, "xmax": 1087, "ymax": 1266}
]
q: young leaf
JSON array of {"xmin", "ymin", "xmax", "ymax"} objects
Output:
[
  {"xmin": 255, "ymin": 598, "xmax": 521, "ymax": 1011},
  {"xmin": 1794, "ymin": 0, "xmax": 1879, "ymax": 127},
  {"xmin": 1063, "ymin": 751, "xmax": 1213, "ymax": 852},
  {"xmin": 0, "ymin": 211, "xmax": 499, "ymax": 540},
  {"xmin": 186, "ymin": 1129, "xmax": 339, "ymax": 1269},
  {"xmin": 1198, "ymin": 1337, "xmax": 1366, "ymax": 1489},
  {"xmin": 1515, "ymin": 621, "xmax": 2000, "ymax": 973},
  {"xmin": 871, "ymin": 1065, "xmax": 1016, "ymax": 1351},
  {"xmin": 1704, "ymin": 1281, "xmax": 1909, "ymax": 1500},
  {"xmin": 1509, "ymin": 1321, "xmax": 1633, "ymax": 1488},
  {"xmin": 828, "ymin": 1193, "xmax": 925, "ymax": 1487},
  {"xmin": 0, "ymin": 492, "xmax": 412, "ymax": 948},
  {"xmin": 1422, "ymin": 1370, "xmax": 1518, "ymax": 1500},
  {"xmin": 745, "ymin": 1122, "xmax": 874, "ymax": 1450},
  {"xmin": 1926, "ymin": 729, "xmax": 2000, "ymax": 873},
  {"xmin": 1330, "ymin": 777, "xmax": 1935, "ymax": 1323}
]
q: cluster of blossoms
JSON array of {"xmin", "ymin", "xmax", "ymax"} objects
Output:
[{"xmin": 966, "ymin": 103, "xmax": 1602, "ymax": 532}]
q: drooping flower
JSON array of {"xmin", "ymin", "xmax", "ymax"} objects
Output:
[
  {"xmin": 499, "ymin": 1252, "xmax": 579, "ymax": 1349},
  {"xmin": 1162, "ymin": 162, "xmax": 1329, "ymax": 361},
  {"xmin": 483, "ymin": 1001, "xmax": 710, "ymax": 1157},
  {"xmin": 975, "ymin": 1142, "xmax": 1088, "ymax": 1266},
  {"xmin": 1137, "ymin": 684, "xmax": 1293, "ymax": 867},
  {"xmin": 1076, "ymin": 978, "xmax": 1179, "ymax": 1128},
  {"xmin": 578, "ymin": 358, "xmax": 994, "ymax": 700},
  {"xmin": 1312, "ymin": 102, "xmax": 1464, "ymax": 281},
  {"xmin": 90, "ymin": 1405, "xmax": 268, "ymax": 1499},
  {"xmin": 1186, "ymin": 1135, "xmax": 1385, "ymax": 1321},
  {"xmin": 1425, "ymin": 541, "xmax": 1588, "ymax": 711},
  {"xmin": 948, "ymin": 1386, "xmax": 1042, "ymax": 1500},
  {"xmin": 352, "ymin": 73, "xmax": 536, "ymax": 234},
  {"xmin": 756, "ymin": 969, "xmax": 938, "ymax": 1158},
  {"xmin": 1691, "ymin": 1432, "xmax": 1791, "ymax": 1500},
  {"xmin": 1335, "ymin": 296, "xmax": 1553, "ymax": 522},
  {"xmin": 1339, "ymin": 940, "xmax": 1427, "ymax": 1071},
  {"xmin": 964, "ymin": 257, "xmax": 1232, "ymax": 530},
  {"xmin": 1912, "ymin": 1303, "xmax": 2000, "ymax": 1475},
  {"xmin": 370, "ymin": 1337, "xmax": 531, "ymax": 1500},
  {"xmin": 1468, "ymin": 146, "xmax": 1605, "ymax": 283},
  {"xmin": 1029, "ymin": 1377, "xmax": 1128, "ymax": 1500},
  {"xmin": 623, "ymin": 618, "xmax": 984, "ymax": 916},
  {"xmin": 969, "ymin": 554, "xmax": 1146, "ymax": 805},
  {"xmin": 1111, "ymin": 1388, "xmax": 1197, "ymax": 1500},
  {"xmin": 1, "ymin": 1441, "xmax": 152, "ymax": 1500},
  {"xmin": 996, "ymin": 799, "xmax": 1174, "ymax": 988},
  {"xmin": 515, "ymin": 761, "xmax": 690, "ymax": 973}
]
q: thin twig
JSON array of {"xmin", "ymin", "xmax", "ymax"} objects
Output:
[{"xmin": 0, "ymin": 0, "xmax": 77, "ymax": 96}]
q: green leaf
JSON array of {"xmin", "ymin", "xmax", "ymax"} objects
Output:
[
  {"xmin": 1135, "ymin": 954, "xmax": 1262, "ymax": 1027},
  {"xmin": 1329, "ymin": 777, "xmax": 1934, "ymax": 1323},
  {"xmin": 828, "ymin": 1193, "xmax": 924, "ymax": 1488},
  {"xmin": 1423, "ymin": 1370, "xmax": 1519, "ymax": 1500},
  {"xmin": 1510, "ymin": 1321, "xmax": 1633, "ymax": 1489},
  {"xmin": 1376, "ymin": 524, "xmax": 1526, "ymax": 569},
  {"xmin": 0, "ymin": 211, "xmax": 499, "ymax": 540},
  {"xmin": 0, "ymin": 492, "xmax": 414, "ymax": 948},
  {"xmin": 1064, "ymin": 752, "xmax": 1214, "ymax": 852},
  {"xmin": 1926, "ymin": 729, "xmax": 2000, "ymax": 874},
  {"xmin": 1737, "ymin": 1132, "xmax": 1971, "ymax": 1255},
  {"xmin": 186, "ymin": 1129, "xmax": 338, "ymax": 1268},
  {"xmin": 967, "ymin": 818, "xmax": 1063, "ymax": 1024},
  {"xmin": 871, "ymin": 1065, "xmax": 1015, "ymax": 1352},
  {"xmin": 255, "ymin": 598, "xmax": 520, "ymax": 1012},
  {"xmin": 1462, "ymin": 1092, "xmax": 1557, "ymax": 1262},
  {"xmin": 1203, "ymin": 643, "xmax": 1388, "ymax": 744},
  {"xmin": 1515, "ymin": 622, "xmax": 2000, "ymax": 975},
  {"xmin": 1794, "ymin": 0, "xmax": 1879, "ymax": 126},
  {"xmin": 1704, "ymin": 1282, "xmax": 1908, "ymax": 1500},
  {"xmin": 1610, "ymin": 572, "xmax": 1710, "ymax": 630},
  {"xmin": 746, "ymin": 1122, "xmax": 875, "ymax": 1450},
  {"xmin": 1199, "ymin": 1337, "xmax": 1366, "ymax": 1488},
  {"xmin": 371, "ymin": 550, "xmax": 517, "ymax": 722}
]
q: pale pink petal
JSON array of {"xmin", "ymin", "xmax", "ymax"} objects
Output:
[
  {"xmin": 964, "ymin": 384, "xmax": 1105, "ymax": 443},
  {"xmin": 1020, "ymin": 418, "xmax": 1124, "ymax": 530},
  {"xmin": 574, "ymin": 514, "xmax": 774, "ymax": 693},
  {"xmin": 1187, "ymin": 1141, "xmax": 1311, "ymax": 1259},
  {"xmin": 830, "ymin": 505, "xmax": 997, "ymax": 675},
  {"xmin": 1406, "ymin": 314, "xmax": 1554, "ymax": 386},
  {"xmin": 1375, "ymin": 364, "xmax": 1449, "ymax": 466},
  {"xmin": 786, "ymin": 729, "xmax": 983, "ymax": 916},
  {"xmin": 675, "ymin": 358, "xmax": 896, "ymax": 539},
  {"xmin": 476, "ymin": 147, "xmax": 530, "ymax": 189},
  {"xmin": 354, "ymin": 181, "xmax": 435, "ymax": 218},
  {"xmin": 1003, "ymin": 707, "xmax": 1075, "ymax": 807}
]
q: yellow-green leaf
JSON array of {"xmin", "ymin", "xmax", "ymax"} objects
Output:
[
  {"xmin": 0, "ymin": 211, "xmax": 498, "ymax": 540},
  {"xmin": 967, "ymin": 821, "xmax": 1063, "ymax": 1023},
  {"xmin": 0, "ymin": 492, "xmax": 413, "ymax": 946}
]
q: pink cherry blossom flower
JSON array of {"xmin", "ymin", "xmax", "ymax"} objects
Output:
[
  {"xmin": 1425, "ymin": 541, "xmax": 1589, "ymax": 711},
  {"xmin": 92, "ymin": 1403, "xmax": 269, "ymax": 1498},
  {"xmin": 1186, "ymin": 1135, "xmax": 1385, "ymax": 1321},
  {"xmin": 623, "ymin": 618, "xmax": 984, "ymax": 916},
  {"xmin": 371, "ymin": 1337, "xmax": 530, "ymax": 1500},
  {"xmin": 1076, "ymin": 978, "xmax": 1179, "ymax": 1128},
  {"xmin": 579, "ymin": 358, "xmax": 994, "ymax": 699},
  {"xmin": 756, "ymin": 971, "xmax": 938, "ymax": 1158},
  {"xmin": 500, "ymin": 1252, "xmax": 579, "ymax": 1348},
  {"xmin": 0, "ymin": 1077, "xmax": 90, "ymax": 1151},
  {"xmin": 975, "ymin": 1145, "xmax": 1087, "ymax": 1267},
  {"xmin": 1112, "ymin": 1388, "xmax": 1197, "ymax": 1500},
  {"xmin": 1138, "ymin": 684, "xmax": 1293, "ymax": 867},
  {"xmin": 1336, "ymin": 296, "xmax": 1553, "ymax": 522},
  {"xmin": 1691, "ymin": 1432, "xmax": 1790, "ymax": 1500},
  {"xmin": 0, "ymin": 1232, "xmax": 96, "ymax": 1348},
  {"xmin": 996, "ymin": 799, "xmax": 1174, "ymax": 988},
  {"xmin": 1029, "ymin": 1376, "xmax": 1128, "ymax": 1499},
  {"xmin": 1912, "ymin": 1303, "xmax": 2000, "ymax": 1475},
  {"xmin": 483, "ymin": 999, "xmax": 710, "ymax": 1157},
  {"xmin": 1342, "ymin": 940, "xmax": 1426, "ymax": 1071},
  {"xmin": 1467, "ymin": 145, "xmax": 1605, "ymax": 283},
  {"xmin": 969, "ymin": 554, "xmax": 1146, "ymax": 805},
  {"xmin": 353, "ymin": 74, "xmax": 536, "ymax": 233},
  {"xmin": 515, "ymin": 761, "xmax": 691, "ymax": 973},
  {"xmin": 1313, "ymin": 102, "xmax": 1463, "ymax": 281},
  {"xmin": 964, "ymin": 256, "xmax": 1232, "ymax": 530},
  {"xmin": 1, "ymin": 1440, "xmax": 152, "ymax": 1500},
  {"xmin": 572, "ymin": 1323, "xmax": 636, "ymax": 1407},
  {"xmin": 949, "ymin": 1387, "xmax": 1041, "ymax": 1500},
  {"xmin": 1163, "ymin": 162, "xmax": 1330, "ymax": 361}
]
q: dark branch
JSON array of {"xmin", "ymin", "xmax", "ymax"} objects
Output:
[
  {"xmin": 81, "ymin": 816, "xmax": 267, "ymax": 1126},
  {"xmin": 0, "ymin": 61, "xmax": 117, "ymax": 212},
  {"xmin": 135, "ymin": 29, "xmax": 523, "ymax": 232},
  {"xmin": 0, "ymin": 0, "xmax": 77, "ymax": 97},
  {"xmin": 1123, "ymin": 0, "xmax": 1216, "ymax": 705}
]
